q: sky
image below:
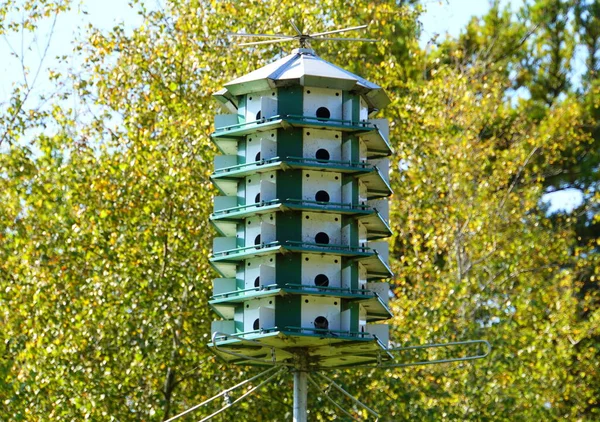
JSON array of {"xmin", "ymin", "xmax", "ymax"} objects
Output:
[
  {"xmin": 419, "ymin": 0, "xmax": 508, "ymax": 47},
  {"xmin": 0, "ymin": 0, "xmax": 584, "ymax": 213}
]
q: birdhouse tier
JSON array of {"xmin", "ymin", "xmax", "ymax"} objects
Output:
[{"xmin": 208, "ymin": 49, "xmax": 394, "ymax": 368}]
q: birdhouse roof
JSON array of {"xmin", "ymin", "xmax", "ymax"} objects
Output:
[{"xmin": 214, "ymin": 48, "xmax": 390, "ymax": 112}]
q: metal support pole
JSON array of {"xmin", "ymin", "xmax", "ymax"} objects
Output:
[{"xmin": 293, "ymin": 370, "xmax": 308, "ymax": 422}]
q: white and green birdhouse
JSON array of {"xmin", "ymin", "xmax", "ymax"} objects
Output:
[{"xmin": 208, "ymin": 47, "xmax": 394, "ymax": 369}]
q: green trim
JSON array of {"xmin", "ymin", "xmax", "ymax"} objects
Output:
[
  {"xmin": 210, "ymin": 243, "xmax": 392, "ymax": 281},
  {"xmin": 349, "ymin": 302, "xmax": 360, "ymax": 332},
  {"xmin": 275, "ymin": 247, "xmax": 301, "ymax": 287},
  {"xmin": 275, "ymin": 296, "xmax": 301, "ymax": 328},
  {"xmin": 278, "ymin": 86, "xmax": 303, "ymax": 116},
  {"xmin": 211, "ymin": 283, "xmax": 378, "ymax": 300},
  {"xmin": 276, "ymin": 169, "xmax": 302, "ymax": 204},
  {"xmin": 277, "ymin": 128, "xmax": 303, "ymax": 160},
  {"xmin": 211, "ymin": 116, "xmax": 376, "ymax": 137},
  {"xmin": 210, "ymin": 199, "xmax": 371, "ymax": 221},
  {"xmin": 342, "ymin": 215, "xmax": 358, "ymax": 247},
  {"xmin": 238, "ymin": 95, "xmax": 246, "ymax": 124},
  {"xmin": 211, "ymin": 156, "xmax": 373, "ymax": 180},
  {"xmin": 237, "ymin": 138, "xmax": 246, "ymax": 164},
  {"xmin": 343, "ymin": 91, "xmax": 360, "ymax": 123},
  {"xmin": 234, "ymin": 304, "xmax": 244, "ymax": 332},
  {"xmin": 210, "ymin": 327, "xmax": 377, "ymax": 344},
  {"xmin": 210, "ymin": 201, "xmax": 394, "ymax": 242},
  {"xmin": 211, "ymin": 241, "xmax": 373, "ymax": 260}
]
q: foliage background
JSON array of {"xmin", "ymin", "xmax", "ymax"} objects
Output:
[{"xmin": 1, "ymin": 0, "xmax": 599, "ymax": 420}]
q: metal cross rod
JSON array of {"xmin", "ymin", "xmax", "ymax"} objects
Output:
[
  {"xmin": 383, "ymin": 339, "xmax": 492, "ymax": 368},
  {"xmin": 307, "ymin": 374, "xmax": 362, "ymax": 421},
  {"xmin": 315, "ymin": 372, "xmax": 380, "ymax": 419},
  {"xmin": 164, "ymin": 366, "xmax": 280, "ymax": 422},
  {"xmin": 199, "ymin": 367, "xmax": 285, "ymax": 422}
]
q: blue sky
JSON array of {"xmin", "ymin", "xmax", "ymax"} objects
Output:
[
  {"xmin": 419, "ymin": 0, "xmax": 510, "ymax": 47},
  {"xmin": 0, "ymin": 0, "xmax": 583, "ymax": 212}
]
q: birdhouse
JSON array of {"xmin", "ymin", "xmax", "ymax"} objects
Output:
[{"xmin": 208, "ymin": 48, "xmax": 394, "ymax": 368}]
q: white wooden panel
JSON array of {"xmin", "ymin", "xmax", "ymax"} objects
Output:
[
  {"xmin": 368, "ymin": 118, "xmax": 389, "ymax": 141},
  {"xmin": 341, "ymin": 309, "xmax": 352, "ymax": 332},
  {"xmin": 259, "ymin": 264, "xmax": 276, "ymax": 287},
  {"xmin": 369, "ymin": 157, "xmax": 390, "ymax": 183},
  {"xmin": 358, "ymin": 180, "xmax": 368, "ymax": 205},
  {"xmin": 367, "ymin": 198, "xmax": 389, "ymax": 221},
  {"xmin": 211, "ymin": 320, "xmax": 236, "ymax": 335},
  {"xmin": 245, "ymin": 217, "xmax": 262, "ymax": 248},
  {"xmin": 260, "ymin": 131, "xmax": 278, "ymax": 160},
  {"xmin": 247, "ymin": 131, "xmax": 277, "ymax": 161},
  {"xmin": 303, "ymin": 129, "xmax": 342, "ymax": 161},
  {"xmin": 214, "ymin": 155, "xmax": 238, "ymax": 171},
  {"xmin": 301, "ymin": 254, "xmax": 341, "ymax": 288},
  {"xmin": 301, "ymin": 212, "xmax": 341, "ymax": 245},
  {"xmin": 259, "ymin": 307, "xmax": 275, "ymax": 329},
  {"xmin": 300, "ymin": 296, "xmax": 341, "ymax": 331},
  {"xmin": 213, "ymin": 278, "xmax": 237, "ymax": 296},
  {"xmin": 342, "ymin": 95, "xmax": 353, "ymax": 122},
  {"xmin": 359, "ymin": 139, "xmax": 367, "ymax": 162},
  {"xmin": 358, "ymin": 264, "xmax": 367, "ymax": 289},
  {"xmin": 244, "ymin": 256, "xmax": 274, "ymax": 289},
  {"xmin": 260, "ymin": 179, "xmax": 277, "ymax": 202},
  {"xmin": 359, "ymin": 304, "xmax": 367, "ymax": 332},
  {"xmin": 215, "ymin": 114, "xmax": 238, "ymax": 129},
  {"xmin": 214, "ymin": 196, "xmax": 238, "ymax": 213},
  {"xmin": 245, "ymin": 90, "xmax": 273, "ymax": 121},
  {"xmin": 341, "ymin": 223, "xmax": 351, "ymax": 246},
  {"xmin": 367, "ymin": 324, "xmax": 389, "ymax": 346},
  {"xmin": 246, "ymin": 175, "xmax": 276, "ymax": 204},
  {"xmin": 303, "ymin": 87, "xmax": 343, "ymax": 120},
  {"xmin": 358, "ymin": 221, "xmax": 368, "ymax": 248},
  {"xmin": 243, "ymin": 297, "xmax": 275, "ymax": 332},
  {"xmin": 341, "ymin": 138, "xmax": 353, "ymax": 161},
  {"xmin": 245, "ymin": 176, "xmax": 261, "ymax": 204},
  {"xmin": 246, "ymin": 134, "xmax": 262, "ymax": 162},
  {"xmin": 302, "ymin": 170, "xmax": 341, "ymax": 203},
  {"xmin": 260, "ymin": 96, "xmax": 278, "ymax": 119},
  {"xmin": 245, "ymin": 215, "xmax": 276, "ymax": 247},
  {"xmin": 366, "ymin": 282, "xmax": 390, "ymax": 306},
  {"xmin": 342, "ymin": 179, "xmax": 354, "ymax": 204},
  {"xmin": 359, "ymin": 97, "xmax": 368, "ymax": 121},
  {"xmin": 342, "ymin": 265, "xmax": 352, "ymax": 290},
  {"xmin": 369, "ymin": 241, "xmax": 389, "ymax": 263},
  {"xmin": 213, "ymin": 237, "xmax": 237, "ymax": 253},
  {"xmin": 261, "ymin": 219, "xmax": 276, "ymax": 243}
]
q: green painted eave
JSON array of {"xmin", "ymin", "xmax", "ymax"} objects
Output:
[
  {"xmin": 210, "ymin": 241, "xmax": 392, "ymax": 280},
  {"xmin": 211, "ymin": 200, "xmax": 371, "ymax": 223},
  {"xmin": 209, "ymin": 285, "xmax": 392, "ymax": 322},
  {"xmin": 212, "ymin": 157, "xmax": 373, "ymax": 181},
  {"xmin": 210, "ymin": 283, "xmax": 383, "ymax": 304},
  {"xmin": 211, "ymin": 115, "xmax": 373, "ymax": 139},
  {"xmin": 210, "ymin": 199, "xmax": 381, "ymax": 237},
  {"xmin": 211, "ymin": 115, "xmax": 393, "ymax": 159}
]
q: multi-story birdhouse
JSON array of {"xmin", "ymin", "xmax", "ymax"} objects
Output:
[{"xmin": 208, "ymin": 47, "xmax": 394, "ymax": 368}]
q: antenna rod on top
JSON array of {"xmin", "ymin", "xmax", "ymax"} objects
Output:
[{"xmin": 229, "ymin": 21, "xmax": 376, "ymax": 50}]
